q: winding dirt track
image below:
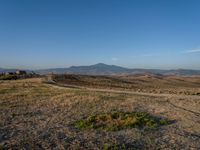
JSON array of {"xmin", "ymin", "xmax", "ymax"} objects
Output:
[
  {"xmin": 46, "ymin": 81, "xmax": 200, "ymax": 99},
  {"xmin": 46, "ymin": 81, "xmax": 200, "ymax": 118}
]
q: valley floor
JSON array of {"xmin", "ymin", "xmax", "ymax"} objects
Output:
[{"xmin": 0, "ymin": 77, "xmax": 200, "ymax": 149}]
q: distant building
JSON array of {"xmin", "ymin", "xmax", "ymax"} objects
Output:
[{"xmin": 16, "ymin": 70, "xmax": 27, "ymax": 75}]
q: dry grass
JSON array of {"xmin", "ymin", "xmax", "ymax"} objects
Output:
[
  {"xmin": 0, "ymin": 77, "xmax": 200, "ymax": 149},
  {"xmin": 52, "ymin": 74, "xmax": 200, "ymax": 95}
]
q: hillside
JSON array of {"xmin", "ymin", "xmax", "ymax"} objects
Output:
[
  {"xmin": 1, "ymin": 63, "xmax": 200, "ymax": 76},
  {"xmin": 36, "ymin": 63, "xmax": 200, "ymax": 76},
  {"xmin": 51, "ymin": 74, "xmax": 200, "ymax": 95}
]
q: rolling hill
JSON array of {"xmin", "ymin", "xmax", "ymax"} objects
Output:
[
  {"xmin": 34, "ymin": 63, "xmax": 200, "ymax": 76},
  {"xmin": 1, "ymin": 63, "xmax": 200, "ymax": 76}
]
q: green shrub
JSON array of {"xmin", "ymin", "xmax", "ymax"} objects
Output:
[{"xmin": 74, "ymin": 111, "xmax": 170, "ymax": 131}]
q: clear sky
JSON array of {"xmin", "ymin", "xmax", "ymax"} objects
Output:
[{"xmin": 0, "ymin": 0, "xmax": 200, "ymax": 69}]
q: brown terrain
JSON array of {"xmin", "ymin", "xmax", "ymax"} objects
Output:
[{"xmin": 0, "ymin": 74, "xmax": 200, "ymax": 149}]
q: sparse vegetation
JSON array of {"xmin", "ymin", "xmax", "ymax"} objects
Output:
[
  {"xmin": 0, "ymin": 77, "xmax": 200, "ymax": 149},
  {"xmin": 52, "ymin": 74, "xmax": 200, "ymax": 96},
  {"xmin": 75, "ymin": 111, "xmax": 170, "ymax": 131}
]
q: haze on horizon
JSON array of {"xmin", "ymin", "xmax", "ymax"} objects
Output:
[{"xmin": 0, "ymin": 0, "xmax": 200, "ymax": 70}]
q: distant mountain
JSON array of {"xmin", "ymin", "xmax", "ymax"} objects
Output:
[
  {"xmin": 1, "ymin": 64, "xmax": 200, "ymax": 76},
  {"xmin": 34, "ymin": 63, "xmax": 200, "ymax": 76},
  {"xmin": 67, "ymin": 63, "xmax": 130, "ymax": 74},
  {"xmin": 36, "ymin": 63, "xmax": 129, "ymax": 75}
]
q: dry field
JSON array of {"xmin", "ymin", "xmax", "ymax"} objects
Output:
[
  {"xmin": 0, "ymin": 75, "xmax": 200, "ymax": 149},
  {"xmin": 52, "ymin": 74, "xmax": 200, "ymax": 95}
]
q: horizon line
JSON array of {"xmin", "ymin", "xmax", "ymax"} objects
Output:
[{"xmin": 1, "ymin": 63, "xmax": 200, "ymax": 71}]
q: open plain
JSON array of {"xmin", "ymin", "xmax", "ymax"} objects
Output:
[{"xmin": 0, "ymin": 75, "xmax": 200, "ymax": 149}]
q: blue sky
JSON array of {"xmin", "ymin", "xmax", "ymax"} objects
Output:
[{"xmin": 0, "ymin": 0, "xmax": 200, "ymax": 69}]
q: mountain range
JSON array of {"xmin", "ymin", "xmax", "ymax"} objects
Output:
[{"xmin": 1, "ymin": 63, "xmax": 200, "ymax": 76}]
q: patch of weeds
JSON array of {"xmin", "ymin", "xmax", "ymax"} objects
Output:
[
  {"xmin": 75, "ymin": 111, "xmax": 170, "ymax": 131},
  {"xmin": 159, "ymin": 119, "xmax": 170, "ymax": 125}
]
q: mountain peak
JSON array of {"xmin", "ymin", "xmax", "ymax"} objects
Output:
[
  {"xmin": 93, "ymin": 63, "xmax": 108, "ymax": 67},
  {"xmin": 32, "ymin": 64, "xmax": 200, "ymax": 75}
]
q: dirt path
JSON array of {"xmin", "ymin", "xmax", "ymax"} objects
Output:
[
  {"xmin": 46, "ymin": 81, "xmax": 200, "ymax": 120},
  {"xmin": 45, "ymin": 81, "xmax": 200, "ymax": 99}
]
